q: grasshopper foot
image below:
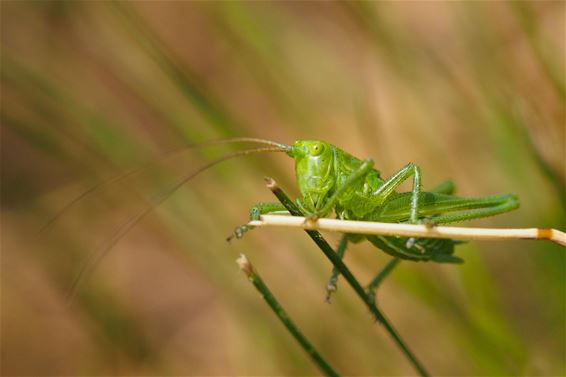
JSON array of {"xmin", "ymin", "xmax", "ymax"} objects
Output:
[
  {"xmin": 226, "ymin": 225, "xmax": 253, "ymax": 242},
  {"xmin": 325, "ymin": 283, "xmax": 337, "ymax": 303}
]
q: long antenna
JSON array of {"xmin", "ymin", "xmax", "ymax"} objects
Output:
[
  {"xmin": 187, "ymin": 137, "xmax": 291, "ymax": 151},
  {"xmin": 41, "ymin": 137, "xmax": 291, "ymax": 233},
  {"xmin": 67, "ymin": 146, "xmax": 287, "ymax": 301}
]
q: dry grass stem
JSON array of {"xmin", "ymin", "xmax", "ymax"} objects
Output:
[{"xmin": 248, "ymin": 215, "xmax": 566, "ymax": 247}]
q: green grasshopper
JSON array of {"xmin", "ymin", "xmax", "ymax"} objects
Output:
[
  {"xmin": 56, "ymin": 137, "xmax": 518, "ymax": 295},
  {"xmin": 229, "ymin": 139, "xmax": 519, "ymax": 264}
]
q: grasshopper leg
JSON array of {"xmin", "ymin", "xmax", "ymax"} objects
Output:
[
  {"xmin": 369, "ymin": 163, "xmax": 423, "ymax": 248},
  {"xmin": 310, "ymin": 159, "xmax": 375, "ymax": 219},
  {"xmin": 411, "ymin": 180, "xmax": 454, "ymax": 230},
  {"xmin": 325, "ymin": 235, "xmax": 348, "ymax": 302},
  {"xmin": 372, "ymin": 162, "xmax": 423, "ymax": 223},
  {"xmin": 227, "ymin": 202, "xmax": 289, "ymax": 242},
  {"xmin": 421, "ymin": 194, "xmax": 519, "ymax": 224},
  {"xmin": 418, "ymin": 179, "xmax": 455, "ymax": 229}
]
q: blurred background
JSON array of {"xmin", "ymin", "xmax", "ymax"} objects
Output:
[{"xmin": 1, "ymin": 1, "xmax": 564, "ymax": 376}]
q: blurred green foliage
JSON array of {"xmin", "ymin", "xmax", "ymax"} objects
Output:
[{"xmin": 1, "ymin": 1, "xmax": 564, "ymax": 376}]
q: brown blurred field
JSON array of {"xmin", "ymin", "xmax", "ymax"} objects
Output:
[{"xmin": 1, "ymin": 1, "xmax": 564, "ymax": 376}]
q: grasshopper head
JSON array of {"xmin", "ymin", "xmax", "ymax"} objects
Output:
[{"xmin": 287, "ymin": 140, "xmax": 335, "ymax": 214}]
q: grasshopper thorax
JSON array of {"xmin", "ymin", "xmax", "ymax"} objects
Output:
[{"xmin": 288, "ymin": 140, "xmax": 336, "ymax": 214}]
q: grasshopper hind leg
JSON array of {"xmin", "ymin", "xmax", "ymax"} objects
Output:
[
  {"xmin": 423, "ymin": 193, "xmax": 519, "ymax": 225},
  {"xmin": 372, "ymin": 191, "xmax": 518, "ymax": 263}
]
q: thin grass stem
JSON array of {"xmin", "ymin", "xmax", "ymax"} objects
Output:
[
  {"xmin": 265, "ymin": 177, "xmax": 430, "ymax": 377},
  {"xmin": 236, "ymin": 254, "xmax": 340, "ymax": 377}
]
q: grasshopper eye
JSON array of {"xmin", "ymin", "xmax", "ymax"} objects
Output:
[{"xmin": 309, "ymin": 142, "xmax": 324, "ymax": 156}]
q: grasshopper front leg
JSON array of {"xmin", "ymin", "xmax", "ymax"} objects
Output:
[
  {"xmin": 305, "ymin": 159, "xmax": 375, "ymax": 219},
  {"xmin": 227, "ymin": 202, "xmax": 289, "ymax": 241}
]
